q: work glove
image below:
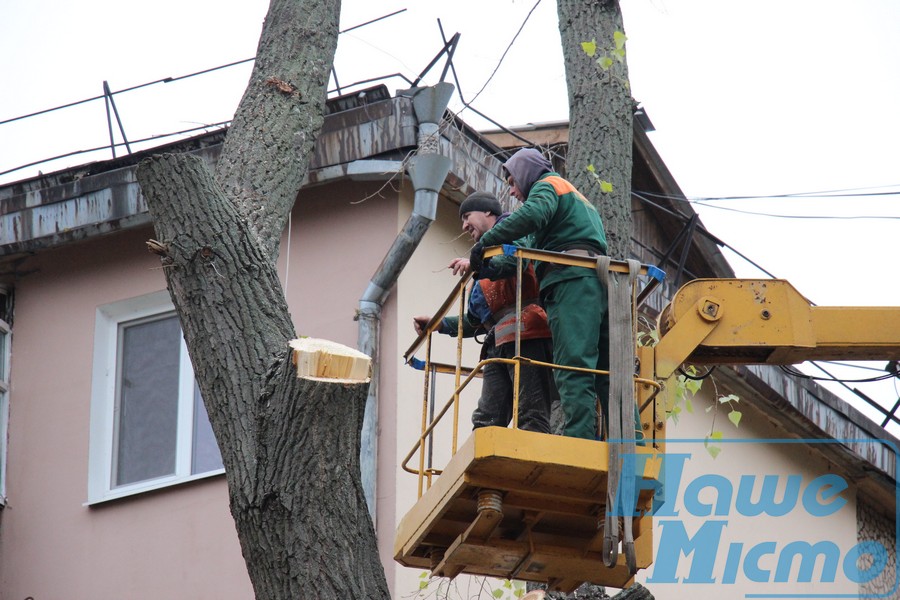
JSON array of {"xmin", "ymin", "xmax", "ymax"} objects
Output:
[{"xmin": 469, "ymin": 241, "xmax": 484, "ymax": 275}]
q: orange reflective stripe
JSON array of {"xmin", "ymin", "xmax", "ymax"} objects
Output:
[
  {"xmin": 544, "ymin": 175, "xmax": 575, "ymax": 195},
  {"xmin": 543, "ymin": 175, "xmax": 591, "ymax": 206}
]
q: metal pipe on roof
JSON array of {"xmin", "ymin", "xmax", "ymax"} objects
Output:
[{"xmin": 358, "ymin": 82, "xmax": 453, "ymax": 518}]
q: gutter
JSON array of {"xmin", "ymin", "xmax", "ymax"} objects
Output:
[{"xmin": 358, "ymin": 82, "xmax": 454, "ymax": 517}]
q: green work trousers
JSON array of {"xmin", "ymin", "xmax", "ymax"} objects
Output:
[{"xmin": 541, "ymin": 275, "xmax": 643, "ymax": 441}]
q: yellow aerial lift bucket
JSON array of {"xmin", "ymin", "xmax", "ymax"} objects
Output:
[{"xmin": 394, "ymin": 248, "xmax": 667, "ymax": 593}]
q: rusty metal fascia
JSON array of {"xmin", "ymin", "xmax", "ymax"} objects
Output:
[
  {"xmin": 439, "ymin": 118, "xmax": 506, "ymax": 207},
  {"xmin": 0, "ymin": 96, "xmax": 497, "ymax": 258}
]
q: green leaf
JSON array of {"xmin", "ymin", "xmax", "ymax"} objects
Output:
[
  {"xmin": 503, "ymin": 580, "xmax": 512, "ymax": 589},
  {"xmin": 586, "ymin": 163, "xmax": 596, "ymax": 173},
  {"xmin": 419, "ymin": 572, "xmax": 429, "ymax": 579},
  {"xmin": 668, "ymin": 404, "xmax": 680, "ymax": 424},
  {"xmin": 600, "ymin": 180, "xmax": 613, "ymax": 193},
  {"xmin": 581, "ymin": 40, "xmax": 597, "ymax": 57},
  {"xmin": 704, "ymin": 432, "xmax": 723, "ymax": 459},
  {"xmin": 597, "ymin": 55, "xmax": 614, "ymax": 70},
  {"xmin": 637, "ymin": 330, "xmax": 659, "ymax": 347},
  {"xmin": 685, "ymin": 378, "xmax": 702, "ymax": 396},
  {"xmin": 419, "ymin": 581, "xmax": 429, "ymax": 590},
  {"xmin": 719, "ymin": 393, "xmax": 740, "ymax": 404},
  {"xmin": 614, "ymin": 31, "xmax": 627, "ymax": 50},
  {"xmin": 728, "ymin": 410, "xmax": 743, "ymax": 428},
  {"xmin": 685, "ymin": 396, "xmax": 694, "ymax": 414},
  {"xmin": 493, "ymin": 589, "xmax": 505, "ymax": 599},
  {"xmin": 613, "ymin": 47, "xmax": 626, "ymax": 61}
]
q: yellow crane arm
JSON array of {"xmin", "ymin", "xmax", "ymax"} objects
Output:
[{"xmin": 654, "ymin": 279, "xmax": 900, "ymax": 380}]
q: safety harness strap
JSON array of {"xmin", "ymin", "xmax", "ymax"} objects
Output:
[{"xmin": 597, "ymin": 256, "xmax": 641, "ymax": 575}]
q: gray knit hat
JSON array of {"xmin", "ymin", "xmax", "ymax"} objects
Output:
[{"xmin": 459, "ymin": 191, "xmax": 501, "ymax": 218}]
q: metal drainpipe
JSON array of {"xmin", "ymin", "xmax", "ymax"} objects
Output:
[{"xmin": 358, "ymin": 82, "xmax": 454, "ymax": 518}]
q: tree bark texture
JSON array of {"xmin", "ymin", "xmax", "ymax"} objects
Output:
[
  {"xmin": 555, "ymin": 3, "xmax": 648, "ymax": 599},
  {"xmin": 557, "ymin": 0, "xmax": 634, "ymax": 259},
  {"xmin": 137, "ymin": 155, "xmax": 389, "ymax": 599},
  {"xmin": 135, "ymin": 0, "xmax": 390, "ymax": 597},
  {"xmin": 215, "ymin": 0, "xmax": 342, "ymax": 262}
]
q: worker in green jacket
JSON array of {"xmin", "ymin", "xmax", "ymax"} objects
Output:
[{"xmin": 472, "ymin": 147, "xmax": 637, "ymax": 441}]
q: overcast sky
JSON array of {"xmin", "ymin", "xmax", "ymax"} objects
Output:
[{"xmin": 1, "ymin": 0, "xmax": 898, "ymax": 422}]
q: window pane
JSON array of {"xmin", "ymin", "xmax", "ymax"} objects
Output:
[
  {"xmin": 192, "ymin": 382, "xmax": 223, "ymax": 474},
  {"xmin": 114, "ymin": 316, "xmax": 180, "ymax": 486}
]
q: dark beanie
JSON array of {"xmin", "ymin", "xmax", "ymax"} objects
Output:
[{"xmin": 459, "ymin": 192, "xmax": 501, "ymax": 218}]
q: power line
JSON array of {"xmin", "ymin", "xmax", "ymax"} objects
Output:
[
  {"xmin": 779, "ymin": 364, "xmax": 899, "ymax": 384},
  {"xmin": 0, "ymin": 121, "xmax": 230, "ymax": 178},
  {"xmin": 339, "ymin": 8, "xmax": 407, "ymax": 34},
  {"xmin": 634, "ymin": 187, "xmax": 900, "ymax": 203},
  {"xmin": 466, "ymin": 0, "xmax": 542, "ymax": 106},
  {"xmin": 690, "ymin": 201, "xmax": 900, "ymax": 220},
  {"xmin": 633, "ymin": 188, "xmax": 900, "ymax": 220},
  {"xmin": 631, "ymin": 190, "xmax": 779, "ymax": 278},
  {"xmin": 689, "ymin": 186, "xmax": 900, "ymax": 201},
  {"xmin": 0, "ymin": 58, "xmax": 255, "ymax": 128}
]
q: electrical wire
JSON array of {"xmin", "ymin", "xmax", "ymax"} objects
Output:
[
  {"xmin": 690, "ymin": 201, "xmax": 900, "ymax": 221},
  {"xmin": 633, "ymin": 186, "xmax": 900, "ymax": 202},
  {"xmin": 0, "ymin": 58, "xmax": 255, "ymax": 127},
  {"xmin": 630, "ymin": 187, "xmax": 900, "ymax": 221},
  {"xmin": 678, "ymin": 365, "xmax": 717, "ymax": 381},
  {"xmin": 0, "ymin": 121, "xmax": 231, "ymax": 178},
  {"xmin": 778, "ymin": 364, "xmax": 899, "ymax": 384},
  {"xmin": 816, "ymin": 360, "xmax": 899, "ymax": 373},
  {"xmin": 631, "ymin": 190, "xmax": 780, "ymax": 279},
  {"xmin": 466, "ymin": 0, "xmax": 542, "ymax": 106}
]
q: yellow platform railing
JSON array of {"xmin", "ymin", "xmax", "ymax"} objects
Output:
[{"xmin": 401, "ymin": 245, "xmax": 665, "ymax": 498}]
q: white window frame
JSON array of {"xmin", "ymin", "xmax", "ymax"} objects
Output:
[{"xmin": 87, "ymin": 291, "xmax": 223, "ymax": 504}]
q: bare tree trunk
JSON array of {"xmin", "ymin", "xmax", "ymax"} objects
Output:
[
  {"xmin": 557, "ymin": 0, "xmax": 633, "ymax": 259},
  {"xmin": 216, "ymin": 0, "xmax": 343, "ymax": 262},
  {"xmin": 553, "ymin": 3, "xmax": 645, "ymax": 599},
  {"xmin": 134, "ymin": 0, "xmax": 390, "ymax": 597}
]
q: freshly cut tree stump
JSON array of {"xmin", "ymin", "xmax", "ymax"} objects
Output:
[{"xmin": 289, "ymin": 337, "xmax": 372, "ymax": 382}]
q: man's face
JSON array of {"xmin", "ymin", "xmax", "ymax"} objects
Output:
[
  {"xmin": 507, "ymin": 175, "xmax": 525, "ymax": 202},
  {"xmin": 461, "ymin": 211, "xmax": 495, "ymax": 241}
]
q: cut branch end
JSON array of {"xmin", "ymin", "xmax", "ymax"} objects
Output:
[{"xmin": 289, "ymin": 337, "xmax": 371, "ymax": 383}]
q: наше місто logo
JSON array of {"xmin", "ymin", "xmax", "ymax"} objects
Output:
[{"xmin": 613, "ymin": 439, "xmax": 897, "ymax": 598}]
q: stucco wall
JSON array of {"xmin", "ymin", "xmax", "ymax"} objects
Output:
[
  {"xmin": 0, "ymin": 226, "xmax": 252, "ymax": 599},
  {"xmin": 637, "ymin": 376, "xmax": 862, "ymax": 597}
]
